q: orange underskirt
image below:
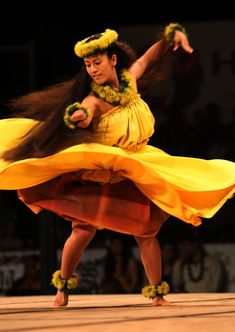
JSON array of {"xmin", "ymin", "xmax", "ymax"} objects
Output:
[{"xmin": 18, "ymin": 174, "xmax": 169, "ymax": 237}]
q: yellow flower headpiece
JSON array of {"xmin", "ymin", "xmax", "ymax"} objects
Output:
[{"xmin": 74, "ymin": 28, "xmax": 118, "ymax": 58}]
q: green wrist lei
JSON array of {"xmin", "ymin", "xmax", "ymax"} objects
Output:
[
  {"xmin": 164, "ymin": 22, "xmax": 188, "ymax": 44},
  {"xmin": 142, "ymin": 281, "xmax": 170, "ymax": 299},
  {"xmin": 64, "ymin": 102, "xmax": 89, "ymax": 129},
  {"xmin": 51, "ymin": 270, "xmax": 79, "ymax": 294}
]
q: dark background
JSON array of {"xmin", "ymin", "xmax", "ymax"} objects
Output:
[
  {"xmin": 1, "ymin": 2, "xmax": 234, "ymax": 44},
  {"xmin": 0, "ymin": 2, "xmax": 234, "ymax": 232},
  {"xmin": 0, "ymin": 2, "xmax": 234, "ymax": 294},
  {"xmin": 1, "ymin": 3, "xmax": 235, "ymax": 242},
  {"xmin": 1, "ymin": 2, "xmax": 234, "ymax": 99}
]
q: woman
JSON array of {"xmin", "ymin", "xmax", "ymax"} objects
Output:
[{"xmin": 0, "ymin": 24, "xmax": 234, "ymax": 307}]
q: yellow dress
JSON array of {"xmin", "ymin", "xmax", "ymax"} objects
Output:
[{"xmin": 0, "ymin": 94, "xmax": 234, "ymax": 233}]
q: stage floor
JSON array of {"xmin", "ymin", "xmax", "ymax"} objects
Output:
[{"xmin": 0, "ymin": 293, "xmax": 235, "ymax": 332}]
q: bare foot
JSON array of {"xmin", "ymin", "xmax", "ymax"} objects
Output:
[
  {"xmin": 53, "ymin": 290, "xmax": 69, "ymax": 307},
  {"xmin": 153, "ymin": 296, "xmax": 171, "ymax": 306}
]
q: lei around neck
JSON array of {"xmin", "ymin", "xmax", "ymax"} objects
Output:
[{"xmin": 90, "ymin": 69, "xmax": 137, "ymax": 106}]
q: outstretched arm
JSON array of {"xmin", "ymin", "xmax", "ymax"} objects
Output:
[
  {"xmin": 64, "ymin": 95, "xmax": 97, "ymax": 129},
  {"xmin": 129, "ymin": 23, "xmax": 193, "ymax": 80}
]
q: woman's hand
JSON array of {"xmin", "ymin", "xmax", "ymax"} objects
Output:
[
  {"xmin": 173, "ymin": 30, "xmax": 194, "ymax": 53},
  {"xmin": 70, "ymin": 108, "xmax": 91, "ymax": 128},
  {"xmin": 70, "ymin": 109, "xmax": 88, "ymax": 122}
]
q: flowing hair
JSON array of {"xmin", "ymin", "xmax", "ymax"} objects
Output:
[
  {"xmin": 2, "ymin": 33, "xmax": 171, "ymax": 162},
  {"xmin": 2, "ymin": 65, "xmax": 94, "ymax": 161}
]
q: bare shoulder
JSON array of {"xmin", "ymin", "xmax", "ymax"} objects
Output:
[
  {"xmin": 128, "ymin": 66, "xmax": 138, "ymax": 80},
  {"xmin": 82, "ymin": 93, "xmax": 99, "ymax": 107}
]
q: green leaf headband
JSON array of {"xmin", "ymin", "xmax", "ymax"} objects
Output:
[{"xmin": 74, "ymin": 28, "xmax": 118, "ymax": 58}]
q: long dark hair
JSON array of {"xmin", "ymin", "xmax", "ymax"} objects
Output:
[{"xmin": 2, "ymin": 35, "xmax": 170, "ymax": 162}]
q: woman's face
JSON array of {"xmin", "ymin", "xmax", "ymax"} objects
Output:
[{"xmin": 84, "ymin": 53, "xmax": 117, "ymax": 85}]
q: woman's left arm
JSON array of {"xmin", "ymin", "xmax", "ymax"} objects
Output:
[
  {"xmin": 129, "ymin": 26, "xmax": 193, "ymax": 80},
  {"xmin": 173, "ymin": 30, "xmax": 193, "ymax": 53}
]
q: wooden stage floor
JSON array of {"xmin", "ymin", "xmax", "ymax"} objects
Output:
[{"xmin": 0, "ymin": 293, "xmax": 235, "ymax": 332}]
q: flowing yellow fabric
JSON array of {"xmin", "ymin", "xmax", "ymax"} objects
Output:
[{"xmin": 0, "ymin": 94, "xmax": 234, "ymax": 226}]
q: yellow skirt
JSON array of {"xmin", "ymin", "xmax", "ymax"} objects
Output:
[{"xmin": 0, "ymin": 118, "xmax": 234, "ymax": 229}]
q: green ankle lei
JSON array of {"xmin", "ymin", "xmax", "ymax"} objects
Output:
[
  {"xmin": 142, "ymin": 281, "xmax": 170, "ymax": 299},
  {"xmin": 51, "ymin": 270, "xmax": 79, "ymax": 294},
  {"xmin": 90, "ymin": 69, "xmax": 136, "ymax": 106}
]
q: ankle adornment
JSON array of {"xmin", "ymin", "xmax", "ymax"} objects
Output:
[
  {"xmin": 142, "ymin": 281, "xmax": 169, "ymax": 299},
  {"xmin": 51, "ymin": 270, "xmax": 79, "ymax": 294}
]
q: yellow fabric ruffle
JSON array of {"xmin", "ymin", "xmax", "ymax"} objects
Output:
[{"xmin": 0, "ymin": 95, "xmax": 234, "ymax": 227}]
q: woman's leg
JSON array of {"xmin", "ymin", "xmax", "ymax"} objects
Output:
[
  {"xmin": 53, "ymin": 224, "xmax": 97, "ymax": 307},
  {"xmin": 134, "ymin": 236, "xmax": 170, "ymax": 306}
]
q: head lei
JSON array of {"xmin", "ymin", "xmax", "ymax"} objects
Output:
[{"xmin": 74, "ymin": 28, "xmax": 118, "ymax": 58}]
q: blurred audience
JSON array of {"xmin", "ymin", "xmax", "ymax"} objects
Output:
[
  {"xmin": 6, "ymin": 255, "xmax": 42, "ymax": 296},
  {"xmin": 160, "ymin": 239, "xmax": 178, "ymax": 292},
  {"xmin": 99, "ymin": 235, "xmax": 141, "ymax": 294},
  {"xmin": 0, "ymin": 217, "xmax": 24, "ymax": 251},
  {"xmin": 171, "ymin": 230, "xmax": 228, "ymax": 293}
]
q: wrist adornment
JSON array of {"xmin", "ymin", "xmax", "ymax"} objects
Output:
[
  {"xmin": 64, "ymin": 102, "xmax": 89, "ymax": 129},
  {"xmin": 164, "ymin": 22, "xmax": 188, "ymax": 44},
  {"xmin": 51, "ymin": 270, "xmax": 79, "ymax": 294},
  {"xmin": 142, "ymin": 281, "xmax": 170, "ymax": 299}
]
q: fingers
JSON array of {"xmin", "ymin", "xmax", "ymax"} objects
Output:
[
  {"xmin": 173, "ymin": 31, "xmax": 194, "ymax": 54},
  {"xmin": 173, "ymin": 40, "xmax": 194, "ymax": 53},
  {"xmin": 71, "ymin": 110, "xmax": 87, "ymax": 122},
  {"xmin": 182, "ymin": 41, "xmax": 194, "ymax": 53},
  {"xmin": 173, "ymin": 44, "xmax": 180, "ymax": 51}
]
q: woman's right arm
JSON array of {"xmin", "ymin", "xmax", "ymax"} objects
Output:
[{"xmin": 70, "ymin": 95, "xmax": 97, "ymax": 128}]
